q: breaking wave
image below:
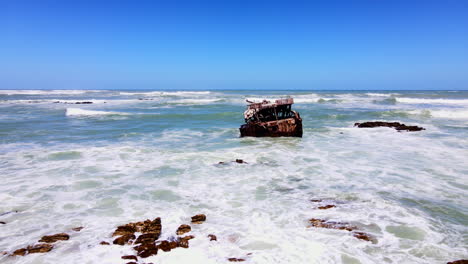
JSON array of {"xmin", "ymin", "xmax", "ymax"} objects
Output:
[
  {"xmin": 65, "ymin": 108, "xmax": 128, "ymax": 116},
  {"xmin": 396, "ymin": 97, "xmax": 468, "ymax": 105}
]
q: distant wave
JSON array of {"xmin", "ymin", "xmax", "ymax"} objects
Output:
[
  {"xmin": 408, "ymin": 109, "xmax": 468, "ymax": 119},
  {"xmin": 66, "ymin": 108, "xmax": 128, "ymax": 116},
  {"xmin": 396, "ymin": 97, "xmax": 468, "ymax": 105},
  {"xmin": 366, "ymin": 93, "xmax": 398, "ymax": 97},
  {"xmin": 169, "ymin": 98, "xmax": 223, "ymax": 104},
  {"xmin": 0, "ymin": 90, "xmax": 101, "ymax": 95},
  {"xmin": 120, "ymin": 91, "xmax": 211, "ymax": 96}
]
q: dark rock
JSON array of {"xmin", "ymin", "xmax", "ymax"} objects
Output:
[
  {"xmin": 126, "ymin": 262, "xmax": 137, "ymax": 264},
  {"xmin": 228, "ymin": 258, "xmax": 246, "ymax": 262},
  {"xmin": 99, "ymin": 241, "xmax": 110, "ymax": 245},
  {"xmin": 38, "ymin": 233, "xmax": 70, "ymax": 243},
  {"xmin": 158, "ymin": 240, "xmax": 172, "ymax": 252},
  {"xmin": 318, "ymin": 205, "xmax": 336, "ymax": 210},
  {"xmin": 0, "ymin": 221, "xmax": 5, "ymax": 224},
  {"xmin": 191, "ymin": 214, "xmax": 206, "ymax": 224},
  {"xmin": 72, "ymin": 226, "xmax": 83, "ymax": 232},
  {"xmin": 235, "ymin": 159, "xmax": 247, "ymax": 164},
  {"xmin": 208, "ymin": 234, "xmax": 217, "ymax": 241},
  {"xmin": 169, "ymin": 241, "xmax": 178, "ymax": 249},
  {"xmin": 113, "ymin": 234, "xmax": 136, "ymax": 245},
  {"xmin": 354, "ymin": 121, "xmax": 424, "ymax": 132},
  {"xmin": 310, "ymin": 199, "xmax": 322, "ymax": 202},
  {"xmin": 134, "ymin": 243, "xmax": 158, "ymax": 258},
  {"xmin": 447, "ymin": 260, "xmax": 468, "ymax": 264},
  {"xmin": 75, "ymin": 101, "xmax": 93, "ymax": 104},
  {"xmin": 113, "ymin": 217, "xmax": 161, "ymax": 237},
  {"xmin": 12, "ymin": 248, "xmax": 27, "ymax": 256},
  {"xmin": 122, "ymin": 255, "xmax": 138, "ymax": 261},
  {"xmin": 135, "ymin": 233, "xmax": 160, "ymax": 244},
  {"xmin": 176, "ymin": 224, "xmax": 191, "ymax": 235}
]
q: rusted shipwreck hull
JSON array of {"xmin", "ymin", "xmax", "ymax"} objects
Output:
[{"xmin": 239, "ymin": 98, "xmax": 303, "ymax": 137}]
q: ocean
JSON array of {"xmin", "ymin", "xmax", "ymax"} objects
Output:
[{"xmin": 0, "ymin": 89, "xmax": 467, "ymax": 263}]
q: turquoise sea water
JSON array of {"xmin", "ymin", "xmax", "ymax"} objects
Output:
[{"xmin": 0, "ymin": 90, "xmax": 467, "ymax": 263}]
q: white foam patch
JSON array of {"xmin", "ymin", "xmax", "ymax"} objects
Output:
[
  {"xmin": 169, "ymin": 98, "xmax": 223, "ymax": 104},
  {"xmin": 396, "ymin": 97, "xmax": 468, "ymax": 105},
  {"xmin": 120, "ymin": 91, "xmax": 211, "ymax": 96},
  {"xmin": 65, "ymin": 108, "xmax": 128, "ymax": 116},
  {"xmin": 407, "ymin": 109, "xmax": 468, "ymax": 119}
]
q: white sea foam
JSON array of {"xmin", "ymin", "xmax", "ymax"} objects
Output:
[
  {"xmin": 65, "ymin": 108, "xmax": 128, "ymax": 116},
  {"xmin": 408, "ymin": 109, "xmax": 468, "ymax": 119},
  {"xmin": 169, "ymin": 98, "xmax": 223, "ymax": 104},
  {"xmin": 396, "ymin": 97, "xmax": 468, "ymax": 105}
]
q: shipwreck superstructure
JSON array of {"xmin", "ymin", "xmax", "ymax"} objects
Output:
[{"xmin": 239, "ymin": 98, "xmax": 303, "ymax": 137}]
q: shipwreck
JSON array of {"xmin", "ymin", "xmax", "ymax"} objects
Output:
[{"xmin": 239, "ymin": 98, "xmax": 303, "ymax": 137}]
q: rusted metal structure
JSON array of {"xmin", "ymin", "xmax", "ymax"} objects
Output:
[{"xmin": 239, "ymin": 98, "xmax": 303, "ymax": 137}]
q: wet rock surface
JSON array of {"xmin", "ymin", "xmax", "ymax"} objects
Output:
[
  {"xmin": 317, "ymin": 205, "xmax": 336, "ymax": 210},
  {"xmin": 191, "ymin": 214, "xmax": 206, "ymax": 224},
  {"xmin": 122, "ymin": 255, "xmax": 138, "ymax": 261},
  {"xmin": 208, "ymin": 234, "xmax": 217, "ymax": 241},
  {"xmin": 113, "ymin": 234, "xmax": 136, "ymax": 245},
  {"xmin": 0, "ymin": 221, "xmax": 5, "ymax": 224},
  {"xmin": 39, "ymin": 233, "xmax": 70, "ymax": 243},
  {"xmin": 447, "ymin": 260, "xmax": 468, "ymax": 264},
  {"xmin": 99, "ymin": 241, "xmax": 110, "ymax": 245},
  {"xmin": 13, "ymin": 244, "xmax": 53, "ymax": 256},
  {"xmin": 354, "ymin": 121, "xmax": 425, "ymax": 132},
  {"xmin": 176, "ymin": 224, "xmax": 191, "ymax": 235}
]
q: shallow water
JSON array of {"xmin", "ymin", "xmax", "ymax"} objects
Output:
[{"xmin": 0, "ymin": 89, "xmax": 467, "ymax": 263}]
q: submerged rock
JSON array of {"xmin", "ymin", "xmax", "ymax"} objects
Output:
[
  {"xmin": 191, "ymin": 214, "xmax": 206, "ymax": 224},
  {"xmin": 72, "ymin": 227, "xmax": 83, "ymax": 232},
  {"xmin": 38, "ymin": 233, "xmax": 70, "ymax": 243},
  {"xmin": 99, "ymin": 241, "xmax": 110, "ymax": 245},
  {"xmin": 308, "ymin": 218, "xmax": 376, "ymax": 243},
  {"xmin": 235, "ymin": 159, "xmax": 247, "ymax": 164},
  {"xmin": 354, "ymin": 121, "xmax": 425, "ymax": 132},
  {"xmin": 208, "ymin": 234, "xmax": 217, "ymax": 241},
  {"xmin": 0, "ymin": 221, "xmax": 5, "ymax": 224},
  {"xmin": 447, "ymin": 261, "xmax": 468, "ymax": 264}
]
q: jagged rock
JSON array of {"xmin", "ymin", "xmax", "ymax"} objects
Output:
[
  {"xmin": 113, "ymin": 224, "xmax": 137, "ymax": 237},
  {"xmin": 72, "ymin": 227, "xmax": 83, "ymax": 232},
  {"xmin": 122, "ymin": 255, "xmax": 138, "ymax": 261},
  {"xmin": 113, "ymin": 234, "xmax": 136, "ymax": 245},
  {"xmin": 208, "ymin": 234, "xmax": 217, "ymax": 241},
  {"xmin": 176, "ymin": 224, "xmax": 191, "ymax": 235},
  {"xmin": 38, "ymin": 233, "xmax": 70, "ymax": 243},
  {"xmin": 228, "ymin": 258, "xmax": 246, "ymax": 262},
  {"xmin": 135, "ymin": 233, "xmax": 159, "ymax": 244},
  {"xmin": 308, "ymin": 218, "xmax": 355, "ymax": 231},
  {"xmin": 134, "ymin": 243, "xmax": 158, "ymax": 258},
  {"xmin": 309, "ymin": 218, "xmax": 375, "ymax": 243},
  {"xmin": 318, "ymin": 205, "xmax": 336, "ymax": 210},
  {"xmin": 99, "ymin": 241, "xmax": 110, "ymax": 245},
  {"xmin": 447, "ymin": 260, "xmax": 468, "ymax": 264},
  {"xmin": 191, "ymin": 214, "xmax": 206, "ymax": 224},
  {"xmin": 13, "ymin": 244, "xmax": 53, "ymax": 256},
  {"xmin": 354, "ymin": 121, "xmax": 425, "ymax": 132}
]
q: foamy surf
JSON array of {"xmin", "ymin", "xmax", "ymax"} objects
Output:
[
  {"xmin": 65, "ymin": 108, "xmax": 128, "ymax": 116},
  {"xmin": 396, "ymin": 97, "xmax": 468, "ymax": 105}
]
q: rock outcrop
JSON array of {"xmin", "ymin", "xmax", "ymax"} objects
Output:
[
  {"xmin": 354, "ymin": 121, "xmax": 425, "ymax": 132},
  {"xmin": 191, "ymin": 214, "xmax": 206, "ymax": 224}
]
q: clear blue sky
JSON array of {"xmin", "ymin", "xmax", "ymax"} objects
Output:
[{"xmin": 1, "ymin": 0, "xmax": 467, "ymax": 90}]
